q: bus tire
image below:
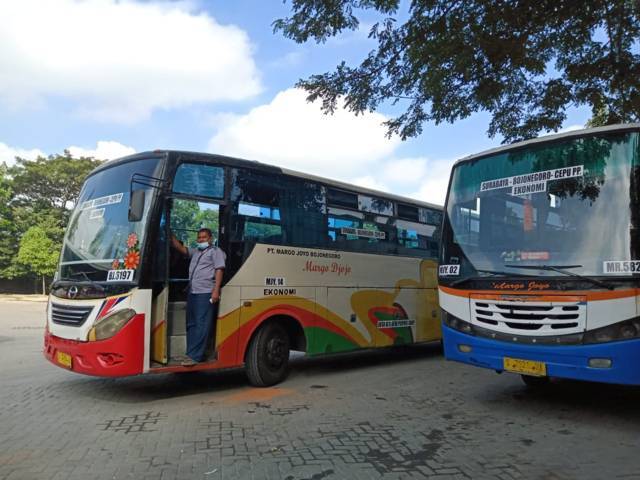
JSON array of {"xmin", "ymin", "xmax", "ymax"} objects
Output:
[
  {"xmin": 245, "ymin": 322, "xmax": 290, "ymax": 387},
  {"xmin": 521, "ymin": 374, "xmax": 550, "ymax": 388}
]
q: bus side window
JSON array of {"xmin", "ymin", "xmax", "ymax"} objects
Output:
[
  {"xmin": 327, "ymin": 207, "xmax": 364, "ymax": 247},
  {"xmin": 327, "ymin": 207, "xmax": 397, "ymax": 255},
  {"xmin": 230, "ymin": 168, "xmax": 327, "ymax": 250},
  {"xmin": 281, "ymin": 178, "xmax": 326, "ymax": 247},
  {"xmin": 395, "ymin": 219, "xmax": 438, "ymax": 258},
  {"xmin": 237, "ymin": 202, "xmax": 283, "ymax": 244}
]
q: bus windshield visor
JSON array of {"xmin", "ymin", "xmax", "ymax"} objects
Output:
[
  {"xmin": 59, "ymin": 158, "xmax": 162, "ymax": 282},
  {"xmin": 442, "ymin": 131, "xmax": 640, "ymax": 278}
]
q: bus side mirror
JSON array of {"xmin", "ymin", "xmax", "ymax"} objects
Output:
[{"xmin": 128, "ymin": 190, "xmax": 145, "ymax": 222}]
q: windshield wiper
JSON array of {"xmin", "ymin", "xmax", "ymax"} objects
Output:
[
  {"xmin": 449, "ymin": 269, "xmax": 530, "ymax": 287},
  {"xmin": 69, "ymin": 271, "xmax": 93, "ymax": 282},
  {"xmin": 503, "ymin": 264, "xmax": 613, "ymax": 290}
]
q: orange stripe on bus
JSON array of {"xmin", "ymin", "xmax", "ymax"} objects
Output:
[
  {"xmin": 470, "ymin": 293, "xmax": 586, "ymax": 303},
  {"xmin": 438, "ymin": 285, "xmax": 639, "ymax": 302}
]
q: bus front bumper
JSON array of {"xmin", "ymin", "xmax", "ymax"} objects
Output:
[
  {"xmin": 44, "ymin": 314, "xmax": 145, "ymax": 377},
  {"xmin": 442, "ymin": 324, "xmax": 640, "ymax": 385}
]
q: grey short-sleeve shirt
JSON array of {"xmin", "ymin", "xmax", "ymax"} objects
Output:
[{"xmin": 187, "ymin": 246, "xmax": 226, "ymax": 294}]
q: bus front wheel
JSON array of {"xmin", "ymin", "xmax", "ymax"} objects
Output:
[{"xmin": 246, "ymin": 322, "xmax": 291, "ymax": 387}]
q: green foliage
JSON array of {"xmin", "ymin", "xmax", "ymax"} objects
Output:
[
  {"xmin": 171, "ymin": 199, "xmax": 220, "ymax": 248},
  {"xmin": 0, "ymin": 164, "xmax": 18, "ymax": 277},
  {"xmin": 10, "ymin": 151, "xmax": 101, "ymax": 226},
  {"xmin": 275, "ymin": 0, "xmax": 640, "ymax": 142},
  {"xmin": 0, "ymin": 152, "xmax": 102, "ymax": 281},
  {"xmin": 16, "ymin": 226, "xmax": 60, "ymax": 277}
]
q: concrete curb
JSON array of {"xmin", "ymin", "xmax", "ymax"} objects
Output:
[{"xmin": 0, "ymin": 294, "xmax": 48, "ymax": 302}]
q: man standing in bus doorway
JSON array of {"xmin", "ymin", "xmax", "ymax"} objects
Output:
[{"xmin": 170, "ymin": 228, "xmax": 226, "ymax": 366}]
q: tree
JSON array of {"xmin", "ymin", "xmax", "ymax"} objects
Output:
[
  {"xmin": 17, "ymin": 226, "xmax": 60, "ymax": 294},
  {"xmin": 0, "ymin": 152, "xmax": 102, "ymax": 286},
  {"xmin": 275, "ymin": 1, "xmax": 640, "ymax": 142},
  {"xmin": 0, "ymin": 164, "xmax": 18, "ymax": 277},
  {"xmin": 10, "ymin": 151, "xmax": 102, "ymax": 228}
]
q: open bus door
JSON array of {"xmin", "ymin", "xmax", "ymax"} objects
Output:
[
  {"xmin": 150, "ymin": 204, "xmax": 170, "ymax": 365},
  {"xmin": 162, "ymin": 198, "xmax": 223, "ymax": 365}
]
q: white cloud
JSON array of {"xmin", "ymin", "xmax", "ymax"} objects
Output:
[
  {"xmin": 67, "ymin": 141, "xmax": 136, "ymax": 160},
  {"xmin": 408, "ymin": 157, "xmax": 459, "ymax": 205},
  {"xmin": 208, "ymin": 88, "xmax": 400, "ymax": 178},
  {"xmin": 0, "ymin": 0, "xmax": 262, "ymax": 122},
  {"xmin": 0, "ymin": 140, "xmax": 136, "ymax": 165},
  {"xmin": 380, "ymin": 157, "xmax": 428, "ymax": 190},
  {"xmin": 0, "ymin": 143, "xmax": 45, "ymax": 166},
  {"xmin": 353, "ymin": 155, "xmax": 456, "ymax": 205},
  {"xmin": 351, "ymin": 175, "xmax": 390, "ymax": 192},
  {"xmin": 267, "ymin": 51, "xmax": 304, "ymax": 69},
  {"xmin": 207, "ymin": 88, "xmax": 460, "ymax": 205}
]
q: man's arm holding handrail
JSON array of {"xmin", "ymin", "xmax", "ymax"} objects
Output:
[{"xmin": 170, "ymin": 232, "xmax": 188, "ymax": 256}]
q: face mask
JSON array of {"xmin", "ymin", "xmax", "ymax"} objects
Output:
[{"xmin": 197, "ymin": 241, "xmax": 209, "ymax": 250}]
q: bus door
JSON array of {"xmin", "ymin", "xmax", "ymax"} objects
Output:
[
  {"xmin": 165, "ymin": 198, "xmax": 223, "ymax": 364},
  {"xmin": 151, "ymin": 208, "xmax": 170, "ymax": 365}
]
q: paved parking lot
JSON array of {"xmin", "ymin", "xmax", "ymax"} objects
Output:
[{"xmin": 2, "ymin": 300, "xmax": 640, "ymax": 480}]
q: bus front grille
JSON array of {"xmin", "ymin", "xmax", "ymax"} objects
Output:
[
  {"xmin": 51, "ymin": 303, "xmax": 94, "ymax": 327},
  {"xmin": 471, "ymin": 297, "xmax": 586, "ymax": 336}
]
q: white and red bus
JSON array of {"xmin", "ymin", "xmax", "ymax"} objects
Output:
[
  {"xmin": 440, "ymin": 124, "xmax": 640, "ymax": 386},
  {"xmin": 45, "ymin": 150, "xmax": 443, "ymax": 386}
]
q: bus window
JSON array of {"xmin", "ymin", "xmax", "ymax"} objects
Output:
[
  {"xmin": 280, "ymin": 178, "xmax": 326, "ymax": 247},
  {"xmin": 328, "ymin": 207, "xmax": 364, "ymax": 244},
  {"xmin": 230, "ymin": 168, "xmax": 327, "ymax": 250},
  {"xmin": 173, "ymin": 163, "xmax": 224, "ymax": 199},
  {"xmin": 395, "ymin": 219, "xmax": 438, "ymax": 257},
  {"xmin": 238, "ymin": 202, "xmax": 283, "ymax": 243},
  {"xmin": 170, "ymin": 199, "xmax": 220, "ymax": 248},
  {"xmin": 327, "ymin": 188, "xmax": 358, "ymax": 209},
  {"xmin": 358, "ymin": 194, "xmax": 393, "ymax": 215},
  {"xmin": 327, "ymin": 207, "xmax": 396, "ymax": 254},
  {"xmin": 420, "ymin": 207, "xmax": 443, "ymax": 226},
  {"xmin": 397, "ymin": 203, "xmax": 420, "ymax": 221}
]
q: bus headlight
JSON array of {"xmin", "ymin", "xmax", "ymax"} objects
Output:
[
  {"xmin": 88, "ymin": 309, "xmax": 136, "ymax": 341},
  {"xmin": 583, "ymin": 318, "xmax": 640, "ymax": 344},
  {"xmin": 442, "ymin": 310, "xmax": 474, "ymax": 335}
]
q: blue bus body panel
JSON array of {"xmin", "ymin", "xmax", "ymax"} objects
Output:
[{"xmin": 442, "ymin": 324, "xmax": 640, "ymax": 385}]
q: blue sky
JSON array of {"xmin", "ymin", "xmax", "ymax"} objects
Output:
[{"xmin": 0, "ymin": 0, "xmax": 591, "ymax": 204}]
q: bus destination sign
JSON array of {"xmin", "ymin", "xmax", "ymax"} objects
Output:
[{"xmin": 480, "ymin": 165, "xmax": 584, "ymax": 196}]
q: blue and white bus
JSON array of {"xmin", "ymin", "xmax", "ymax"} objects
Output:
[{"xmin": 439, "ymin": 124, "xmax": 640, "ymax": 386}]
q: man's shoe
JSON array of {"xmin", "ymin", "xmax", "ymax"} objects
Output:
[{"xmin": 181, "ymin": 357, "xmax": 197, "ymax": 367}]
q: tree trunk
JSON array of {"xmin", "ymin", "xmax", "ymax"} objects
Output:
[{"xmin": 42, "ymin": 275, "xmax": 45, "ymax": 295}]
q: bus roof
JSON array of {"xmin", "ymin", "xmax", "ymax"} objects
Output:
[
  {"xmin": 89, "ymin": 150, "xmax": 443, "ymax": 211},
  {"xmin": 453, "ymin": 123, "xmax": 640, "ymax": 168}
]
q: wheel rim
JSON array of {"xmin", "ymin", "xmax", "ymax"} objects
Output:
[{"xmin": 265, "ymin": 334, "xmax": 287, "ymax": 369}]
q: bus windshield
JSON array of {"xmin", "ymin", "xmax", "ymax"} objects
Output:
[
  {"xmin": 58, "ymin": 157, "xmax": 162, "ymax": 283},
  {"xmin": 442, "ymin": 131, "xmax": 640, "ymax": 279}
]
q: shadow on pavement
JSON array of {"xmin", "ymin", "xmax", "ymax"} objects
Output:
[
  {"xmin": 479, "ymin": 374, "xmax": 640, "ymax": 424},
  {"xmin": 290, "ymin": 341, "xmax": 442, "ymax": 376},
  {"xmin": 55, "ymin": 342, "xmax": 443, "ymax": 404}
]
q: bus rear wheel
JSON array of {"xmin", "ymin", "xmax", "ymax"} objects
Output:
[
  {"xmin": 246, "ymin": 322, "xmax": 290, "ymax": 387},
  {"xmin": 520, "ymin": 374, "xmax": 550, "ymax": 388}
]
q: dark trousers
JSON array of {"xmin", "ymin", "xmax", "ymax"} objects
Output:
[{"xmin": 186, "ymin": 293, "xmax": 216, "ymax": 362}]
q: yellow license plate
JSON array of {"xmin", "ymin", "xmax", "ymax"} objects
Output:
[
  {"xmin": 56, "ymin": 351, "xmax": 72, "ymax": 369},
  {"xmin": 503, "ymin": 357, "xmax": 546, "ymax": 376}
]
